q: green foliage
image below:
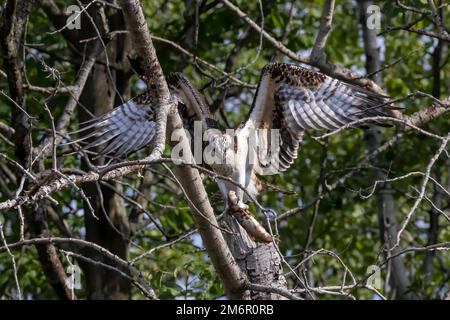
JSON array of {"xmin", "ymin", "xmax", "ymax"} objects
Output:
[{"xmin": 0, "ymin": 0, "xmax": 448, "ymax": 300}]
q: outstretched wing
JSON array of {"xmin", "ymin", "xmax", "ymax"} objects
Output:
[
  {"xmin": 244, "ymin": 62, "xmax": 394, "ymax": 175},
  {"xmin": 166, "ymin": 72, "xmax": 218, "ymax": 129},
  {"xmin": 129, "ymin": 55, "xmax": 213, "ymax": 130},
  {"xmin": 70, "ymin": 72, "xmax": 210, "ymax": 160},
  {"xmin": 69, "ymin": 92, "xmax": 157, "ymax": 159}
]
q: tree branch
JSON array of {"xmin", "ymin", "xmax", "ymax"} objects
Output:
[
  {"xmin": 219, "ymin": 0, "xmax": 385, "ymax": 94},
  {"xmin": 310, "ymin": 0, "xmax": 335, "ymax": 63},
  {"xmin": 0, "ymin": 236, "xmax": 158, "ymax": 299},
  {"xmin": 118, "ymin": 0, "xmax": 245, "ymax": 298},
  {"xmin": 33, "ymin": 43, "xmax": 100, "ymax": 161}
]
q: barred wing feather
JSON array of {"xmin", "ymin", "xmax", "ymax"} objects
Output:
[
  {"xmin": 71, "ymin": 97, "xmax": 156, "ymax": 159},
  {"xmin": 246, "ymin": 62, "xmax": 391, "ymax": 175}
]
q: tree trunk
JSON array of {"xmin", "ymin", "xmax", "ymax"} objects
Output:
[
  {"xmin": 1, "ymin": 0, "xmax": 73, "ymax": 300},
  {"xmin": 358, "ymin": 0, "xmax": 416, "ymax": 300},
  {"xmin": 119, "ymin": 0, "xmax": 289, "ymax": 299},
  {"xmin": 221, "ymin": 214, "xmax": 287, "ymax": 300}
]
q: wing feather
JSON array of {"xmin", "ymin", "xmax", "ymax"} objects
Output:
[
  {"xmin": 245, "ymin": 62, "xmax": 394, "ymax": 175},
  {"xmin": 70, "ymin": 72, "xmax": 208, "ymax": 160},
  {"xmin": 71, "ymin": 96, "xmax": 157, "ymax": 158}
]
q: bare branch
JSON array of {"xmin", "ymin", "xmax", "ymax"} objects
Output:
[
  {"xmin": 0, "ymin": 237, "xmax": 158, "ymax": 299},
  {"xmin": 310, "ymin": 0, "xmax": 335, "ymax": 63},
  {"xmin": 0, "ymin": 221, "xmax": 22, "ymax": 300},
  {"xmin": 219, "ymin": 0, "xmax": 385, "ymax": 94},
  {"xmin": 118, "ymin": 0, "xmax": 246, "ymax": 298},
  {"xmin": 395, "ymin": 134, "xmax": 450, "ymax": 247}
]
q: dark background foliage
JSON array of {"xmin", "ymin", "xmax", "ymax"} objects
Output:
[{"xmin": 0, "ymin": 0, "xmax": 449, "ymax": 299}]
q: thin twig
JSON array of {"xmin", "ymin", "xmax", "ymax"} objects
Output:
[{"xmin": 0, "ymin": 221, "xmax": 22, "ymax": 300}]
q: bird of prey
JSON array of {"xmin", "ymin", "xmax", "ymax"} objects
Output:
[{"xmin": 71, "ymin": 62, "xmax": 393, "ymax": 217}]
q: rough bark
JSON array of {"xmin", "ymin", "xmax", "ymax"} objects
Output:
[
  {"xmin": 0, "ymin": 0, "xmax": 32, "ymax": 167},
  {"xmin": 221, "ymin": 214, "xmax": 287, "ymax": 300}
]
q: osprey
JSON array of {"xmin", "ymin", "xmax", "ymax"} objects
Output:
[{"xmin": 72, "ymin": 62, "xmax": 392, "ymax": 211}]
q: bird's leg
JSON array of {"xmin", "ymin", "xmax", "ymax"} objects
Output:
[
  {"xmin": 227, "ymin": 191, "xmax": 272, "ymax": 243},
  {"xmin": 233, "ymin": 168, "xmax": 247, "ymax": 201}
]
